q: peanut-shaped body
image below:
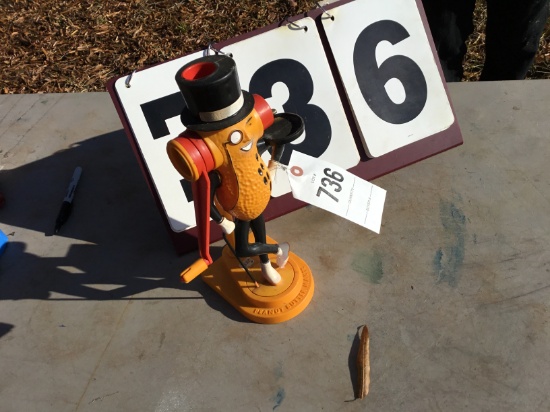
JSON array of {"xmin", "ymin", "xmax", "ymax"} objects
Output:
[{"xmin": 199, "ymin": 109, "xmax": 272, "ymax": 221}]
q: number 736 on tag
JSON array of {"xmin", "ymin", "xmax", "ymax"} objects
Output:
[{"xmin": 286, "ymin": 151, "xmax": 387, "ymax": 234}]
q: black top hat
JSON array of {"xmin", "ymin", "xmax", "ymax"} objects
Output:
[{"xmin": 175, "ymin": 55, "xmax": 255, "ymax": 132}]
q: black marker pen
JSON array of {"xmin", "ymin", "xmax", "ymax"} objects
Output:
[{"xmin": 54, "ymin": 167, "xmax": 82, "ymax": 233}]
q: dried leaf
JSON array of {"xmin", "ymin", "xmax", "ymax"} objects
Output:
[{"xmin": 356, "ymin": 325, "xmax": 370, "ymax": 399}]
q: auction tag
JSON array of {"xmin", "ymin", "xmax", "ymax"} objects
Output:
[{"xmin": 286, "ymin": 151, "xmax": 386, "ymax": 233}]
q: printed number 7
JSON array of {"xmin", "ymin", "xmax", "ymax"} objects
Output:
[{"xmin": 316, "ymin": 168, "xmax": 344, "ymax": 202}]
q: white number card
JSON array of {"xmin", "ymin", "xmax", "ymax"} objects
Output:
[
  {"xmin": 113, "ymin": 17, "xmax": 358, "ymax": 233},
  {"xmin": 286, "ymin": 151, "xmax": 386, "ymax": 233},
  {"xmin": 227, "ymin": 17, "xmax": 359, "ymax": 196},
  {"xmin": 109, "ymin": 0, "xmax": 462, "ymax": 252},
  {"xmin": 322, "ymin": 0, "xmax": 455, "ymax": 158}
]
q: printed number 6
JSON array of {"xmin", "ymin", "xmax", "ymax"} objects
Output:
[{"xmin": 353, "ymin": 20, "xmax": 428, "ymax": 125}]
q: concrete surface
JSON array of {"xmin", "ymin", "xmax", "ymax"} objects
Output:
[{"xmin": 1, "ymin": 80, "xmax": 549, "ymax": 411}]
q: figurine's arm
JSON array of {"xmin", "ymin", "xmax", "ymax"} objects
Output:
[
  {"xmin": 208, "ymin": 171, "xmax": 234, "ymax": 234},
  {"xmin": 261, "ymin": 112, "xmax": 304, "ymax": 171},
  {"xmin": 256, "ymin": 138, "xmax": 269, "ymax": 156},
  {"xmin": 257, "ymin": 138, "xmax": 285, "ymax": 162},
  {"xmin": 208, "ymin": 171, "xmax": 223, "ymax": 223}
]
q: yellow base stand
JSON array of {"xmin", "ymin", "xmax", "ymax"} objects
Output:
[{"xmin": 200, "ymin": 236, "xmax": 314, "ymax": 324}]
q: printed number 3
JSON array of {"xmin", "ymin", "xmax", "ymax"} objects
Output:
[{"xmin": 249, "ymin": 59, "xmax": 331, "ymax": 165}]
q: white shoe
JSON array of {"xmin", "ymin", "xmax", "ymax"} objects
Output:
[
  {"xmin": 276, "ymin": 243, "xmax": 290, "ymax": 268},
  {"xmin": 261, "ymin": 262, "xmax": 281, "ymax": 285}
]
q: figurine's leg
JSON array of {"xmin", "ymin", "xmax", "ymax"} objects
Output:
[
  {"xmin": 250, "ymin": 215, "xmax": 290, "ymax": 268},
  {"xmin": 234, "ymin": 217, "xmax": 278, "ymax": 258},
  {"xmin": 234, "ymin": 216, "xmax": 288, "ymax": 286},
  {"xmin": 249, "ymin": 215, "xmax": 273, "ymax": 264},
  {"xmin": 248, "ymin": 217, "xmax": 280, "ymax": 285}
]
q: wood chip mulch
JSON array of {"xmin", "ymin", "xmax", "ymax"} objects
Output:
[{"xmin": 1, "ymin": 0, "xmax": 548, "ymax": 94}]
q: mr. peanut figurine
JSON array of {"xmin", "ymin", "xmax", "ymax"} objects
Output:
[{"xmin": 166, "ymin": 55, "xmax": 314, "ymax": 323}]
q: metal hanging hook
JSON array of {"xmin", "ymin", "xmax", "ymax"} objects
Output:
[
  {"xmin": 207, "ymin": 42, "xmax": 233, "ymax": 58},
  {"xmin": 125, "ymin": 69, "xmax": 136, "ymax": 88},
  {"xmin": 285, "ymin": 17, "xmax": 308, "ymax": 32},
  {"xmin": 316, "ymin": 2, "xmax": 335, "ymax": 20}
]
